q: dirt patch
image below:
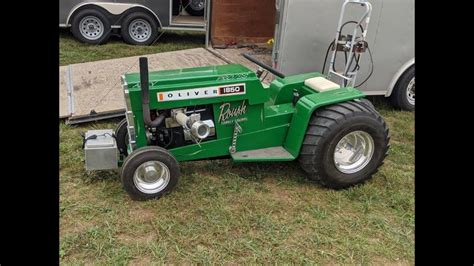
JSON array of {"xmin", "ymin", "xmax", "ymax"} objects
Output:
[
  {"xmin": 371, "ymin": 256, "xmax": 412, "ymax": 265},
  {"xmin": 117, "ymin": 231, "xmax": 156, "ymax": 244},
  {"xmin": 262, "ymin": 178, "xmax": 295, "ymax": 204},
  {"xmin": 128, "ymin": 206, "xmax": 155, "ymax": 222},
  {"xmin": 128, "ymin": 257, "xmax": 153, "ymax": 266}
]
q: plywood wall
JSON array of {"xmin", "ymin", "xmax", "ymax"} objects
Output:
[{"xmin": 210, "ymin": 0, "xmax": 276, "ymax": 45}]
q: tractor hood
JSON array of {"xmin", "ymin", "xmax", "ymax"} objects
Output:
[
  {"xmin": 124, "ymin": 64, "xmax": 256, "ymax": 90},
  {"xmin": 123, "ymin": 64, "xmax": 269, "ymax": 109}
]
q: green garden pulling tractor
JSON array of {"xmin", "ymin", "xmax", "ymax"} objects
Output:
[{"xmin": 83, "ymin": 0, "xmax": 389, "ymax": 201}]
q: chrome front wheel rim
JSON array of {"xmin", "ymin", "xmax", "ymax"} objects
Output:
[
  {"xmin": 79, "ymin": 16, "xmax": 104, "ymax": 40},
  {"xmin": 334, "ymin": 130, "xmax": 375, "ymax": 174},
  {"xmin": 133, "ymin": 161, "xmax": 170, "ymax": 194}
]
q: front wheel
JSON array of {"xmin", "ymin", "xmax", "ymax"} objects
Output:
[
  {"xmin": 121, "ymin": 146, "xmax": 180, "ymax": 200},
  {"xmin": 298, "ymin": 100, "xmax": 390, "ymax": 189}
]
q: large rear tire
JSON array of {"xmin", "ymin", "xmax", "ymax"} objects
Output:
[
  {"xmin": 121, "ymin": 146, "xmax": 180, "ymax": 201},
  {"xmin": 298, "ymin": 100, "xmax": 390, "ymax": 189}
]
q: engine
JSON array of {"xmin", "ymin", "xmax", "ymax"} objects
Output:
[{"xmin": 146, "ymin": 104, "xmax": 216, "ymax": 149}]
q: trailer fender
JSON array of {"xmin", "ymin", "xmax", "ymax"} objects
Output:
[
  {"xmin": 283, "ymin": 87, "xmax": 365, "ymax": 157},
  {"xmin": 65, "ymin": 2, "xmax": 162, "ymax": 28},
  {"xmin": 385, "ymin": 58, "xmax": 415, "ymax": 97}
]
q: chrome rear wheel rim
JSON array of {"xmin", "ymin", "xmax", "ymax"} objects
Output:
[{"xmin": 334, "ymin": 130, "xmax": 375, "ymax": 174}]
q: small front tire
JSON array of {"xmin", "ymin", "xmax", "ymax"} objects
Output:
[{"xmin": 121, "ymin": 146, "xmax": 180, "ymax": 200}]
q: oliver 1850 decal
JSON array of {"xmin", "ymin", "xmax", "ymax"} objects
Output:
[{"xmin": 157, "ymin": 83, "xmax": 245, "ymax": 102}]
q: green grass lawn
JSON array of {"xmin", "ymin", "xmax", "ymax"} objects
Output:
[
  {"xmin": 59, "ymin": 32, "xmax": 414, "ymax": 264},
  {"xmin": 60, "ymin": 29, "xmax": 205, "ymax": 66}
]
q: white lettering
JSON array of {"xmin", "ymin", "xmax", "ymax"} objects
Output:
[
  {"xmin": 157, "ymin": 83, "xmax": 246, "ymax": 102},
  {"xmin": 218, "ymin": 101, "xmax": 247, "ymax": 123}
]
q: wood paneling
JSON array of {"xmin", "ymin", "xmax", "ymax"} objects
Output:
[{"xmin": 211, "ymin": 0, "xmax": 276, "ymax": 45}]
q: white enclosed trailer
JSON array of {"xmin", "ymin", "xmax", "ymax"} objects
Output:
[{"xmin": 272, "ymin": 0, "xmax": 414, "ymax": 110}]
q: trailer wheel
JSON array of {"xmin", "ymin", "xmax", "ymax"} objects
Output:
[
  {"xmin": 298, "ymin": 100, "xmax": 390, "ymax": 189},
  {"xmin": 183, "ymin": 0, "xmax": 205, "ymax": 16},
  {"xmin": 121, "ymin": 12, "xmax": 159, "ymax": 45},
  {"xmin": 71, "ymin": 9, "xmax": 111, "ymax": 44},
  {"xmin": 115, "ymin": 118, "xmax": 129, "ymax": 156},
  {"xmin": 390, "ymin": 66, "xmax": 415, "ymax": 111},
  {"xmin": 121, "ymin": 146, "xmax": 180, "ymax": 200}
]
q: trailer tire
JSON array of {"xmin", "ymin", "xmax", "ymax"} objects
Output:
[
  {"xmin": 71, "ymin": 9, "xmax": 111, "ymax": 44},
  {"xmin": 115, "ymin": 118, "xmax": 129, "ymax": 156},
  {"xmin": 390, "ymin": 66, "xmax": 415, "ymax": 111},
  {"xmin": 121, "ymin": 12, "xmax": 159, "ymax": 45},
  {"xmin": 298, "ymin": 100, "xmax": 390, "ymax": 189},
  {"xmin": 121, "ymin": 146, "xmax": 180, "ymax": 201},
  {"xmin": 183, "ymin": 0, "xmax": 205, "ymax": 16}
]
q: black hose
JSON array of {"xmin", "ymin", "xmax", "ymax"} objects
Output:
[
  {"xmin": 323, "ymin": 21, "xmax": 365, "ymax": 75},
  {"xmin": 322, "ymin": 40, "xmax": 334, "ymax": 74},
  {"xmin": 355, "ymin": 45, "xmax": 374, "ymax": 87},
  {"xmin": 139, "ymin": 57, "xmax": 165, "ymax": 127}
]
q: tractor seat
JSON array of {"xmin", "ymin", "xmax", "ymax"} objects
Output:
[{"xmin": 304, "ymin": 77, "xmax": 340, "ymax": 92}]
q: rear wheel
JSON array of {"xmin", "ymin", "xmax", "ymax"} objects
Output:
[
  {"xmin": 71, "ymin": 9, "xmax": 111, "ymax": 44},
  {"xmin": 298, "ymin": 100, "xmax": 390, "ymax": 189},
  {"xmin": 121, "ymin": 146, "xmax": 180, "ymax": 200},
  {"xmin": 390, "ymin": 66, "xmax": 415, "ymax": 111},
  {"xmin": 121, "ymin": 12, "xmax": 159, "ymax": 45}
]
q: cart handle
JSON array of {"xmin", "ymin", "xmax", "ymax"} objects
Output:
[{"xmin": 242, "ymin": 53, "xmax": 285, "ymax": 78}]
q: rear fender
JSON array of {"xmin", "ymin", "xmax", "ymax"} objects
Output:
[{"xmin": 283, "ymin": 87, "xmax": 365, "ymax": 157}]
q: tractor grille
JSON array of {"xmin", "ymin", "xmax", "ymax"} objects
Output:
[{"xmin": 121, "ymin": 75, "xmax": 137, "ymax": 151}]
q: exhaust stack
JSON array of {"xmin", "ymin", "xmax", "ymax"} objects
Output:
[{"xmin": 139, "ymin": 57, "xmax": 165, "ymax": 127}]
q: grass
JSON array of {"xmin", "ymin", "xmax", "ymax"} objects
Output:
[
  {"xmin": 60, "ymin": 32, "xmax": 414, "ymax": 264},
  {"xmin": 60, "ymin": 29, "xmax": 205, "ymax": 66}
]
